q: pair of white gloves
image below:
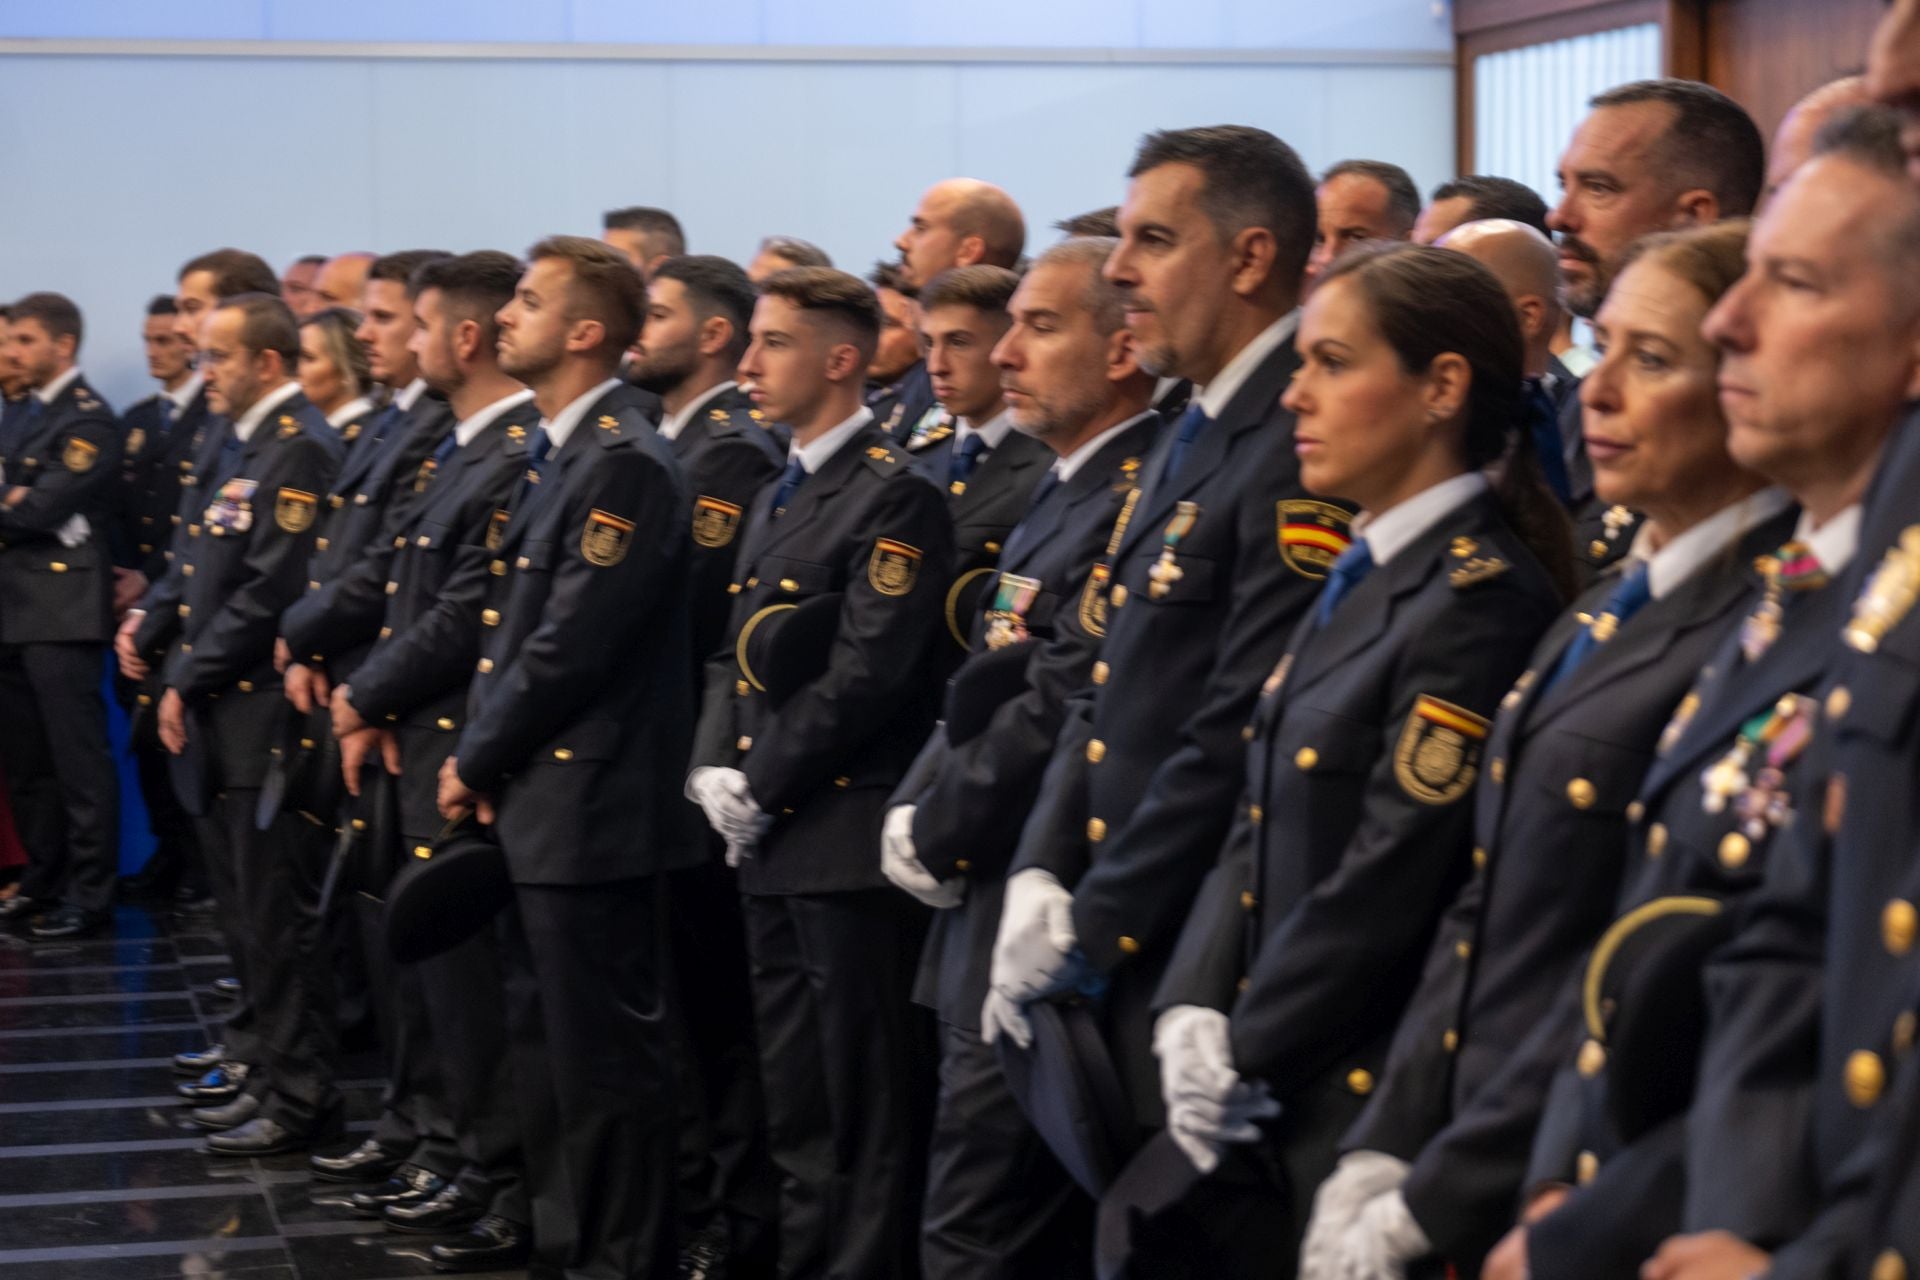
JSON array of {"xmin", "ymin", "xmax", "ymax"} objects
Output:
[
  {"xmin": 1151, "ymin": 1006, "xmax": 1279, "ymax": 1173},
  {"xmin": 1297, "ymin": 1150, "xmax": 1432, "ymax": 1279},
  {"xmin": 687, "ymin": 767, "xmax": 771, "ymax": 867}
]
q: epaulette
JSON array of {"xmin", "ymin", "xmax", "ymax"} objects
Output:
[
  {"xmin": 501, "ymin": 422, "xmax": 530, "ymax": 454},
  {"xmin": 1445, "ymin": 534, "xmax": 1511, "ymax": 589},
  {"xmin": 862, "ymin": 443, "xmax": 904, "ymax": 474},
  {"xmin": 594, "ymin": 407, "xmax": 647, "ymax": 447},
  {"xmin": 275, "ymin": 413, "xmax": 303, "ymax": 440}
]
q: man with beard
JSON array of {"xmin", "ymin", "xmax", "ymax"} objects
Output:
[{"xmin": 630, "ymin": 251, "xmax": 783, "ymax": 1277}]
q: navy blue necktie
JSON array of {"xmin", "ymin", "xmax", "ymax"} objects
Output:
[
  {"xmin": 998, "ymin": 470, "xmax": 1064, "ymax": 567},
  {"xmin": 155, "ymin": 397, "xmax": 173, "ymax": 435},
  {"xmin": 771, "ymin": 457, "xmax": 808, "ymax": 516},
  {"xmin": 949, "ymin": 432, "xmax": 990, "ymax": 489},
  {"xmin": 1523, "ymin": 377, "xmax": 1574, "ymax": 508},
  {"xmin": 432, "ymin": 430, "xmax": 460, "ymax": 468},
  {"xmin": 527, "ymin": 426, "xmax": 554, "ymax": 476},
  {"xmin": 1025, "ymin": 469, "xmax": 1061, "ymax": 512},
  {"xmin": 1159, "ymin": 404, "xmax": 1210, "ymax": 489},
  {"xmin": 1543, "ymin": 562, "xmax": 1652, "ymax": 693},
  {"xmin": 1313, "ymin": 538, "xmax": 1376, "ymax": 629}
]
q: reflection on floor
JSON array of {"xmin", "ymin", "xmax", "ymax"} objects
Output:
[{"xmin": 0, "ymin": 903, "xmax": 526, "ymax": 1279}]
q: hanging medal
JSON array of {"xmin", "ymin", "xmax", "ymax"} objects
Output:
[
  {"xmin": 1148, "ymin": 502, "xmax": 1201, "ymax": 599},
  {"xmin": 984, "ymin": 572, "xmax": 1043, "ymax": 649}
]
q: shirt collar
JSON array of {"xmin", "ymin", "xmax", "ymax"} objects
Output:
[
  {"xmin": 32, "ymin": 366, "xmax": 82, "ymax": 405},
  {"xmin": 163, "ymin": 371, "xmax": 204, "ymax": 413},
  {"xmin": 233, "ymin": 380, "xmax": 303, "ymax": 443},
  {"xmin": 457, "ymin": 388, "xmax": 535, "ymax": 448},
  {"xmin": 1195, "ymin": 310, "xmax": 1300, "ymax": 420},
  {"xmin": 1051, "ymin": 410, "xmax": 1153, "ymax": 483},
  {"xmin": 1794, "ymin": 503, "xmax": 1862, "ymax": 578},
  {"xmin": 393, "ymin": 377, "xmax": 428, "ymax": 413},
  {"xmin": 1626, "ymin": 487, "xmax": 1794, "ymax": 599},
  {"xmin": 956, "ymin": 409, "xmax": 1013, "ymax": 451},
  {"xmin": 790, "ymin": 406, "xmax": 875, "ymax": 474},
  {"xmin": 325, "ymin": 394, "xmax": 376, "ymax": 430},
  {"xmin": 1350, "ymin": 472, "xmax": 1488, "ymax": 567},
  {"xmin": 541, "ymin": 377, "xmax": 624, "ymax": 453},
  {"xmin": 660, "ymin": 379, "xmax": 737, "ymax": 443}
]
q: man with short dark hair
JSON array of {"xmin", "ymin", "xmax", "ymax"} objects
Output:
[
  {"xmin": 1305, "ymin": 158, "xmax": 1420, "ymax": 284},
  {"xmin": 0, "ymin": 292, "xmax": 125, "ymax": 941},
  {"xmin": 174, "ymin": 248, "xmax": 280, "ymax": 351},
  {"xmin": 1055, "ymin": 206, "xmax": 1123, "ymax": 238},
  {"xmin": 888, "ymin": 235, "xmax": 1163, "ymax": 1279},
  {"xmin": 129, "ymin": 292, "xmax": 341, "ymax": 1154},
  {"xmin": 602, "ymin": 205, "xmax": 687, "ymax": 277},
  {"xmin": 691, "ymin": 265, "xmax": 956, "ymax": 1279},
  {"xmin": 282, "ymin": 254, "xmax": 328, "ymax": 318},
  {"xmin": 437, "ymin": 234, "xmax": 696, "ymax": 1280},
  {"xmin": 329, "ymin": 249, "xmax": 538, "ymax": 1271},
  {"xmin": 629, "ymin": 251, "xmax": 784, "ymax": 1275},
  {"xmin": 748, "ymin": 235, "xmax": 833, "ymax": 282},
  {"xmin": 989, "ymin": 123, "xmax": 1348, "ymax": 1273},
  {"xmin": 1413, "ymin": 175, "xmax": 1551, "ymax": 244}
]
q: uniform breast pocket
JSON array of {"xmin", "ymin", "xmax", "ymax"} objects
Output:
[
  {"xmin": 1835, "ymin": 653, "xmax": 1920, "ymax": 752},
  {"xmin": 1131, "ymin": 551, "xmax": 1216, "ymax": 607},
  {"xmin": 514, "ymin": 539, "xmax": 556, "ymax": 576},
  {"xmin": 1273, "ymin": 705, "xmax": 1381, "ymax": 870},
  {"xmin": 1534, "ymin": 730, "xmax": 1652, "ymax": 823},
  {"xmin": 407, "ymin": 518, "xmax": 457, "ymax": 558},
  {"xmin": 753, "ymin": 555, "xmax": 838, "ymax": 598}
]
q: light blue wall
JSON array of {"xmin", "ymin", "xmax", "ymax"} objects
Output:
[{"xmin": 0, "ymin": 45, "xmax": 1453, "ymax": 410}]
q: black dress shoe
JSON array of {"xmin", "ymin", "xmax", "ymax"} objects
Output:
[
  {"xmin": 310, "ymin": 1136, "xmax": 407, "ymax": 1184},
  {"xmin": 189, "ymin": 1092, "xmax": 261, "ymax": 1131},
  {"xmin": 29, "ymin": 907, "xmax": 107, "ymax": 941},
  {"xmin": 349, "ymin": 1164, "xmax": 448, "ymax": 1218},
  {"xmin": 176, "ymin": 1062, "xmax": 248, "ymax": 1103},
  {"xmin": 385, "ymin": 1183, "xmax": 486, "ymax": 1234},
  {"xmin": 211, "ymin": 975, "xmax": 242, "ymax": 998},
  {"xmin": 429, "ymin": 1215, "xmax": 531, "ymax": 1273},
  {"xmin": 0, "ymin": 895, "xmax": 40, "ymax": 922},
  {"xmin": 678, "ymin": 1219, "xmax": 730, "ymax": 1280},
  {"xmin": 204, "ymin": 1113, "xmax": 336, "ymax": 1157},
  {"xmin": 173, "ymin": 1043, "xmax": 227, "ymax": 1075}
]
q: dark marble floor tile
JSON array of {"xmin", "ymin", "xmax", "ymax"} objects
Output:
[
  {"xmin": 0, "ymin": 1248, "xmax": 291, "ymax": 1278},
  {"xmin": 0, "ymin": 1188, "xmax": 274, "ymax": 1251},
  {"xmin": 0, "ymin": 1028, "xmax": 207, "ymax": 1067},
  {"xmin": 265, "ymin": 1176, "xmax": 369, "ymax": 1228},
  {"xmin": 0, "ymin": 1147, "xmax": 240, "ymax": 1196},
  {"xmin": 0, "ymin": 996, "xmax": 199, "ymax": 1032},
  {"xmin": 0, "ymin": 1063, "xmax": 184, "ymax": 1103},
  {"xmin": 0, "ymin": 969, "xmax": 191, "ymax": 999},
  {"xmin": 282, "ymin": 1228, "xmax": 495, "ymax": 1279},
  {"xmin": 0, "ymin": 1100, "xmax": 207, "ymax": 1146},
  {"xmin": 0, "ymin": 940, "xmax": 178, "ymax": 971},
  {"xmin": 169, "ymin": 937, "xmax": 232, "ymax": 960}
]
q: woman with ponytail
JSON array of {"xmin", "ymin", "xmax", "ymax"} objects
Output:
[{"xmin": 1104, "ymin": 244, "xmax": 1563, "ymax": 1278}]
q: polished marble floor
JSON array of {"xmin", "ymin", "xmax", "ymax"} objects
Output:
[{"xmin": 0, "ymin": 903, "xmax": 527, "ymax": 1279}]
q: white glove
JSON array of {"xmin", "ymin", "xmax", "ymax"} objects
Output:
[
  {"xmin": 1329, "ymin": 1189, "xmax": 1431, "ymax": 1280},
  {"xmin": 57, "ymin": 513, "xmax": 90, "ymax": 548},
  {"xmin": 989, "ymin": 868, "xmax": 1082, "ymax": 1000},
  {"xmin": 687, "ymin": 767, "xmax": 770, "ymax": 846},
  {"xmin": 880, "ymin": 805, "xmax": 965, "ymax": 909},
  {"xmin": 979, "ymin": 988, "xmax": 1033, "ymax": 1048},
  {"xmin": 1300, "ymin": 1151, "xmax": 1414, "ymax": 1280},
  {"xmin": 1154, "ymin": 1006, "xmax": 1278, "ymax": 1173}
]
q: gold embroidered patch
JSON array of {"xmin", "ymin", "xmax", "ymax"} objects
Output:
[
  {"xmin": 63, "ymin": 437, "xmax": 100, "ymax": 474},
  {"xmin": 581, "ymin": 509, "xmax": 635, "ymax": 567},
  {"xmin": 1827, "ymin": 773, "xmax": 1848, "ymax": 836},
  {"xmin": 274, "ymin": 488, "xmax": 318, "ymax": 534},
  {"xmin": 1394, "ymin": 695, "xmax": 1490, "ymax": 804},
  {"xmin": 1080, "ymin": 564, "xmax": 1111, "ymax": 636},
  {"xmin": 124, "ymin": 427, "xmax": 146, "ymax": 457},
  {"xmin": 869, "ymin": 539, "xmax": 922, "ymax": 596},
  {"xmin": 484, "ymin": 509, "xmax": 510, "ymax": 552},
  {"xmin": 692, "ymin": 496, "xmax": 743, "ymax": 548},
  {"xmin": 1277, "ymin": 500, "xmax": 1352, "ymax": 580}
]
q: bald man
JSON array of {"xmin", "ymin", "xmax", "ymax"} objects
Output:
[
  {"xmin": 893, "ymin": 178, "xmax": 1026, "ymax": 290},
  {"xmin": 1439, "ymin": 218, "xmax": 1581, "ymax": 512},
  {"xmin": 1765, "ymin": 75, "xmax": 1875, "ymax": 203},
  {"xmin": 314, "ymin": 252, "xmax": 375, "ymax": 310}
]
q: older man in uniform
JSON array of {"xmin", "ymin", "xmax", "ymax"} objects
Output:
[
  {"xmin": 437, "ymin": 236, "xmax": 696, "ymax": 1280},
  {"xmin": 689, "ymin": 266, "xmax": 956, "ymax": 1279},
  {"xmin": 887, "ymin": 234, "xmax": 1163, "ymax": 1278},
  {"xmin": 0, "ymin": 292, "xmax": 124, "ymax": 940}
]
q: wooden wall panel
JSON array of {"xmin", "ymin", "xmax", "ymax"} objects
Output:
[{"xmin": 1700, "ymin": 0, "xmax": 1884, "ymax": 139}]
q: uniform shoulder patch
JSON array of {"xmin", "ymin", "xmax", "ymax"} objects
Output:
[
  {"xmin": 1395, "ymin": 695, "xmax": 1490, "ymax": 804},
  {"xmin": 692, "ymin": 496, "xmax": 744, "ymax": 548},
  {"xmin": 63, "ymin": 436, "xmax": 100, "ymax": 473},
  {"xmin": 1278, "ymin": 500, "xmax": 1353, "ymax": 580},
  {"xmin": 274, "ymin": 488, "xmax": 318, "ymax": 533},
  {"xmin": 594, "ymin": 408, "xmax": 647, "ymax": 447},
  {"xmin": 581, "ymin": 508, "xmax": 636, "ymax": 566},
  {"xmin": 868, "ymin": 538, "xmax": 922, "ymax": 596},
  {"xmin": 862, "ymin": 445, "xmax": 902, "ymax": 474},
  {"xmin": 124, "ymin": 427, "xmax": 147, "ymax": 458},
  {"xmin": 276, "ymin": 414, "xmax": 301, "ymax": 439},
  {"xmin": 1449, "ymin": 556, "xmax": 1511, "ymax": 589}
]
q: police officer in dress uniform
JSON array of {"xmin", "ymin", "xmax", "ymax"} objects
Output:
[
  {"xmin": 984, "ymin": 125, "xmax": 1342, "ymax": 1155},
  {"xmin": 1130, "ymin": 246, "xmax": 1566, "ymax": 1279},
  {"xmin": 688, "ymin": 266, "xmax": 956, "ymax": 1280},
  {"xmin": 134, "ymin": 293, "xmax": 343, "ymax": 1155},
  {"xmin": 0, "ymin": 292, "xmax": 125, "ymax": 940},
  {"xmin": 627, "ymin": 253, "xmax": 784, "ymax": 1277},
  {"xmin": 1615, "ymin": 111, "xmax": 1920, "ymax": 1280},
  {"xmin": 331, "ymin": 251, "xmax": 537, "ymax": 1270},
  {"xmin": 276, "ymin": 250, "xmax": 462, "ymax": 1198},
  {"xmin": 885, "ymin": 236, "xmax": 1163, "ymax": 1279},
  {"xmin": 436, "ymin": 237, "xmax": 696, "ymax": 1280},
  {"xmin": 910, "ymin": 266, "xmax": 1053, "ymax": 675},
  {"xmin": 1308, "ymin": 224, "xmax": 1798, "ymax": 1278}
]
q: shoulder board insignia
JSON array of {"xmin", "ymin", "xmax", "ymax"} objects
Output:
[
  {"xmin": 597, "ymin": 414, "xmax": 621, "ymax": 435},
  {"xmin": 63, "ymin": 436, "xmax": 100, "ymax": 473},
  {"xmin": 581, "ymin": 508, "xmax": 635, "ymax": 566},
  {"xmin": 279, "ymin": 415, "xmax": 295, "ymax": 427},
  {"xmin": 277, "ymin": 419, "xmax": 300, "ymax": 439},
  {"xmin": 867, "ymin": 446, "xmax": 892, "ymax": 461},
  {"xmin": 1451, "ymin": 537, "xmax": 1478, "ymax": 559},
  {"xmin": 342, "ymin": 422, "xmax": 362, "ymax": 443},
  {"xmin": 1450, "ymin": 556, "xmax": 1510, "ymax": 589},
  {"xmin": 1278, "ymin": 500, "xmax": 1352, "ymax": 580},
  {"xmin": 749, "ymin": 409, "xmax": 766, "ymax": 422},
  {"xmin": 710, "ymin": 408, "xmax": 731, "ymax": 422},
  {"xmin": 505, "ymin": 424, "xmax": 527, "ymax": 443},
  {"xmin": 1395, "ymin": 695, "xmax": 1490, "ymax": 804}
]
